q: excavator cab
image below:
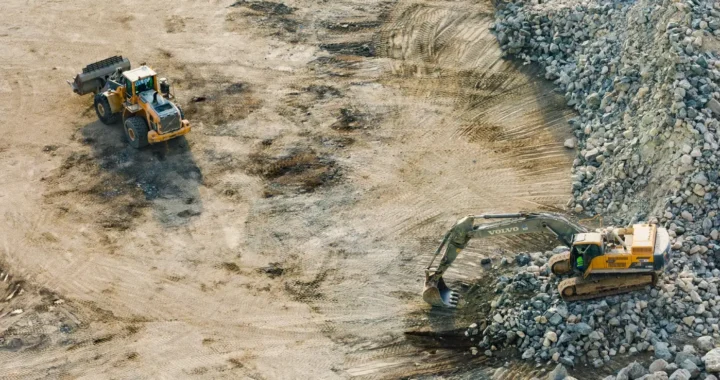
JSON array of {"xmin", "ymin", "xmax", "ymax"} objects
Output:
[{"xmin": 569, "ymin": 233, "xmax": 605, "ymax": 276}]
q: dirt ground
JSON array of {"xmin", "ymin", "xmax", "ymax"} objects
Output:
[{"xmin": 0, "ymin": 0, "xmax": 577, "ymax": 378}]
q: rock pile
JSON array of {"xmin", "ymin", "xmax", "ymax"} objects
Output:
[
  {"xmin": 493, "ymin": 0, "xmax": 720, "ymax": 254},
  {"xmin": 478, "ymin": 0, "xmax": 720, "ymax": 376},
  {"xmin": 471, "ymin": 250, "xmax": 720, "ymax": 370}
]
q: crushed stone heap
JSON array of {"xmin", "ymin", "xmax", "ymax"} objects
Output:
[{"xmin": 473, "ymin": 0, "xmax": 720, "ymax": 377}]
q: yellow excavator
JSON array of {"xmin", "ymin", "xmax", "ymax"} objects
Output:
[{"xmin": 423, "ymin": 212, "xmax": 671, "ymax": 307}]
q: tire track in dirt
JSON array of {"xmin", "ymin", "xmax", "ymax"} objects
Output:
[{"xmin": 0, "ymin": 0, "xmax": 576, "ymax": 378}]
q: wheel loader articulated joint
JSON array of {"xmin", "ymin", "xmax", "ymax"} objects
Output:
[
  {"xmin": 68, "ymin": 56, "xmax": 191, "ymax": 148},
  {"xmin": 422, "ymin": 212, "xmax": 670, "ymax": 308}
]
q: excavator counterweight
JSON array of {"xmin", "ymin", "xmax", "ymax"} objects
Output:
[{"xmin": 423, "ymin": 212, "xmax": 670, "ymax": 307}]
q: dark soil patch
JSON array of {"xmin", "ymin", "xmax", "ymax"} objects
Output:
[
  {"xmin": 331, "ymin": 108, "xmax": 367, "ymax": 130},
  {"xmin": 92, "ymin": 335, "xmax": 114, "ymax": 345},
  {"xmin": 323, "ymin": 20, "xmax": 383, "ymax": 32},
  {"xmin": 320, "ymin": 42, "xmax": 376, "ymax": 57},
  {"xmin": 184, "ymin": 82, "xmax": 262, "ymax": 131},
  {"xmin": 225, "ymin": 82, "xmax": 246, "ymax": 94},
  {"xmin": 246, "ymin": 148, "xmax": 340, "ymax": 196},
  {"xmin": 305, "ymin": 85, "xmax": 342, "ymax": 99},
  {"xmin": 44, "ymin": 151, "xmax": 151, "ymax": 231},
  {"xmin": 318, "ymin": 136, "xmax": 355, "ymax": 149},
  {"xmin": 229, "ymin": 0, "xmax": 294, "ymax": 15},
  {"xmin": 44, "ymin": 124, "xmax": 203, "ymax": 228},
  {"xmin": 259, "ymin": 262, "xmax": 284, "ymax": 278},
  {"xmin": 219, "ymin": 262, "xmax": 241, "ymax": 273},
  {"xmin": 284, "ymin": 270, "xmax": 331, "ymax": 301}
]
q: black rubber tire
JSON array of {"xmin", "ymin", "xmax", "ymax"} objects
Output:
[
  {"xmin": 94, "ymin": 94, "xmax": 120, "ymax": 125},
  {"xmin": 124, "ymin": 117, "xmax": 149, "ymax": 149}
]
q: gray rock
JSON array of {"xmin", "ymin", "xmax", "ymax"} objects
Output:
[
  {"xmin": 587, "ymin": 93, "xmax": 601, "ymax": 108},
  {"xmin": 546, "ymin": 363, "xmax": 568, "ymax": 380},
  {"xmin": 559, "ymin": 356, "xmax": 575, "ymax": 368},
  {"xmin": 668, "ymin": 369, "xmax": 691, "ymax": 380},
  {"xmin": 626, "ymin": 361, "xmax": 649, "ymax": 379},
  {"xmin": 516, "ymin": 253, "xmax": 531, "ymax": 266},
  {"xmin": 703, "ymin": 348, "xmax": 720, "ymax": 372},
  {"xmin": 679, "ymin": 359, "xmax": 699, "ymax": 378},
  {"xmin": 675, "ymin": 352, "xmax": 699, "ymax": 366},
  {"xmin": 575, "ymin": 322, "xmax": 593, "ymax": 335},
  {"xmin": 626, "ymin": 324, "xmax": 639, "ymax": 342},
  {"xmin": 649, "ymin": 359, "xmax": 668, "ymax": 373},
  {"xmin": 617, "ymin": 367, "xmax": 631, "ymax": 380},
  {"xmin": 698, "ymin": 336, "xmax": 714, "ymax": 352},
  {"xmin": 522, "ymin": 347, "xmax": 535, "ymax": 360},
  {"xmin": 643, "ymin": 374, "xmax": 669, "ymax": 380},
  {"xmin": 585, "ymin": 148, "xmax": 601, "ymax": 161},
  {"xmin": 549, "ymin": 313, "xmax": 563, "ymax": 326},
  {"xmin": 655, "ymin": 342, "xmax": 673, "ymax": 360},
  {"xmin": 708, "ymin": 98, "xmax": 720, "ymax": 115}
]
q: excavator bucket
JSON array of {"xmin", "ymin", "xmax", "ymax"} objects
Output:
[
  {"xmin": 68, "ymin": 56, "xmax": 131, "ymax": 95},
  {"xmin": 423, "ymin": 276, "xmax": 458, "ymax": 308}
]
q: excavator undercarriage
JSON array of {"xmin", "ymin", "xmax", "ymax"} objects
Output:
[{"xmin": 423, "ymin": 212, "xmax": 670, "ymax": 307}]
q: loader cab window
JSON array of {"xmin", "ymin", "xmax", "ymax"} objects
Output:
[
  {"xmin": 135, "ymin": 76, "xmax": 154, "ymax": 94},
  {"xmin": 572, "ymin": 243, "xmax": 603, "ymax": 271},
  {"xmin": 124, "ymin": 78, "xmax": 133, "ymax": 98}
]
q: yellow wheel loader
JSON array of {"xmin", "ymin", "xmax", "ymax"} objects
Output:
[
  {"xmin": 69, "ymin": 56, "xmax": 191, "ymax": 148},
  {"xmin": 423, "ymin": 212, "xmax": 671, "ymax": 307}
]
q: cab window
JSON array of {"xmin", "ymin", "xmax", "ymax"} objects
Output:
[
  {"xmin": 573, "ymin": 244, "xmax": 603, "ymax": 269},
  {"xmin": 125, "ymin": 78, "xmax": 133, "ymax": 98},
  {"xmin": 135, "ymin": 77, "xmax": 154, "ymax": 93}
]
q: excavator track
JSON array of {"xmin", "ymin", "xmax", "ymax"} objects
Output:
[
  {"xmin": 548, "ymin": 252, "xmax": 571, "ymax": 276},
  {"xmin": 558, "ymin": 273, "xmax": 657, "ymax": 301}
]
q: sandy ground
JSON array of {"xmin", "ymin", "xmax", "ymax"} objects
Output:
[{"xmin": 0, "ymin": 0, "xmax": 576, "ymax": 378}]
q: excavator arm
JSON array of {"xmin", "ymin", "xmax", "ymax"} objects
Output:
[{"xmin": 423, "ymin": 212, "xmax": 587, "ymax": 307}]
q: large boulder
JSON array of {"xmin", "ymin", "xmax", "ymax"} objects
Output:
[
  {"xmin": 649, "ymin": 359, "xmax": 668, "ymax": 373},
  {"xmin": 704, "ymin": 348, "xmax": 720, "ymax": 372},
  {"xmin": 698, "ymin": 336, "xmax": 715, "ymax": 353}
]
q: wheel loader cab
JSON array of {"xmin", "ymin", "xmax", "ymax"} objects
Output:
[
  {"xmin": 570, "ymin": 232, "xmax": 605, "ymax": 275},
  {"xmin": 122, "ymin": 66, "xmax": 158, "ymax": 100},
  {"xmin": 71, "ymin": 57, "xmax": 191, "ymax": 148}
]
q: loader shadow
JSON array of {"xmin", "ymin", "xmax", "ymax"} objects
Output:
[{"xmin": 80, "ymin": 120, "xmax": 203, "ymax": 227}]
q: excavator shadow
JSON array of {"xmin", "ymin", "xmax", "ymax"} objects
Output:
[{"xmin": 78, "ymin": 120, "xmax": 203, "ymax": 227}]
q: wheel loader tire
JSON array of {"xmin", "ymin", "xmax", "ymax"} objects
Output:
[
  {"xmin": 124, "ymin": 117, "xmax": 149, "ymax": 149},
  {"xmin": 94, "ymin": 94, "xmax": 120, "ymax": 125}
]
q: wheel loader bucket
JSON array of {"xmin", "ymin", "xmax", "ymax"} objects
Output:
[
  {"xmin": 422, "ymin": 276, "xmax": 458, "ymax": 308},
  {"xmin": 69, "ymin": 56, "xmax": 131, "ymax": 95}
]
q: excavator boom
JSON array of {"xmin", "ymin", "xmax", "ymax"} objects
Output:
[{"xmin": 423, "ymin": 213, "xmax": 586, "ymax": 307}]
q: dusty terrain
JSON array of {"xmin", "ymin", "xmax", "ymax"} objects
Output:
[{"xmin": 0, "ymin": 0, "xmax": 575, "ymax": 378}]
